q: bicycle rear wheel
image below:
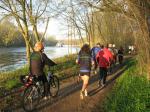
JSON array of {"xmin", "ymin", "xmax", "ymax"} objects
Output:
[
  {"xmin": 49, "ymin": 75, "xmax": 59, "ymax": 97},
  {"xmin": 22, "ymin": 85, "xmax": 39, "ymax": 112}
]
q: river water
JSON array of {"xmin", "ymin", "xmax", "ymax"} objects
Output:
[{"xmin": 0, "ymin": 46, "xmax": 79, "ymax": 72}]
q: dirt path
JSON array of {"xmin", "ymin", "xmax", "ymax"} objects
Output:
[
  {"xmin": 14, "ymin": 56, "xmax": 131, "ymax": 112},
  {"xmin": 40, "ymin": 65, "xmax": 128, "ymax": 112}
]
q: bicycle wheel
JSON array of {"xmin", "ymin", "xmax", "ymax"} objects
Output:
[
  {"xmin": 49, "ymin": 75, "xmax": 59, "ymax": 97},
  {"xmin": 22, "ymin": 85, "xmax": 39, "ymax": 112}
]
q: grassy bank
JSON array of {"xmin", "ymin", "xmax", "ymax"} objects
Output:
[
  {"xmin": 96, "ymin": 59, "xmax": 150, "ymax": 112},
  {"xmin": 0, "ymin": 54, "xmax": 78, "ymax": 91}
]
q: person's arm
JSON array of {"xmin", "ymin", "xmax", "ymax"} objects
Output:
[
  {"xmin": 96, "ymin": 52, "xmax": 99, "ymax": 63},
  {"xmin": 42, "ymin": 53, "xmax": 57, "ymax": 66},
  {"xmin": 76, "ymin": 55, "xmax": 79, "ymax": 64}
]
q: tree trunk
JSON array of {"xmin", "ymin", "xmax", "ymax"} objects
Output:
[
  {"xmin": 23, "ymin": 34, "xmax": 31, "ymax": 65},
  {"xmin": 146, "ymin": 16, "xmax": 150, "ymax": 37},
  {"xmin": 25, "ymin": 40, "xmax": 31, "ymax": 65}
]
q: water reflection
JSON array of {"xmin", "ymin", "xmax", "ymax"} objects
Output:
[{"xmin": 0, "ymin": 46, "xmax": 79, "ymax": 72}]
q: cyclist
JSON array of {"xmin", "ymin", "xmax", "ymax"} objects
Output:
[
  {"xmin": 76, "ymin": 43, "xmax": 94, "ymax": 99},
  {"xmin": 30, "ymin": 42, "xmax": 57, "ymax": 100}
]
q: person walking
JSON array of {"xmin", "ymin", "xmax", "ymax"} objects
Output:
[
  {"xmin": 112, "ymin": 44, "xmax": 118, "ymax": 65},
  {"xmin": 106, "ymin": 44, "xmax": 114, "ymax": 74},
  {"xmin": 91, "ymin": 43, "xmax": 101, "ymax": 73},
  {"xmin": 76, "ymin": 43, "xmax": 93, "ymax": 99},
  {"xmin": 96, "ymin": 45, "xmax": 112, "ymax": 87},
  {"xmin": 118, "ymin": 46, "xmax": 124, "ymax": 64}
]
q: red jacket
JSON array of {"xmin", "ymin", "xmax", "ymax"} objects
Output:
[
  {"xmin": 96, "ymin": 48, "xmax": 113, "ymax": 68},
  {"xmin": 104, "ymin": 48, "xmax": 113, "ymax": 61}
]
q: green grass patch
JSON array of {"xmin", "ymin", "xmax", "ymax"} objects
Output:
[{"xmin": 102, "ymin": 59, "xmax": 150, "ymax": 112}]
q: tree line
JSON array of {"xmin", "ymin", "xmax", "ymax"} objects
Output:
[
  {"xmin": 0, "ymin": 0, "xmax": 149, "ymax": 78},
  {"xmin": 59, "ymin": 0, "xmax": 150, "ymax": 78},
  {"xmin": 0, "ymin": 19, "xmax": 57, "ymax": 47}
]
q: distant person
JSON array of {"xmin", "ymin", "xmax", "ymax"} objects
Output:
[
  {"xmin": 112, "ymin": 44, "xmax": 118, "ymax": 65},
  {"xmin": 106, "ymin": 43, "xmax": 114, "ymax": 74},
  {"xmin": 118, "ymin": 46, "xmax": 124, "ymax": 64},
  {"xmin": 91, "ymin": 43, "xmax": 101, "ymax": 73},
  {"xmin": 96, "ymin": 45, "xmax": 111, "ymax": 87},
  {"xmin": 30, "ymin": 42, "xmax": 57, "ymax": 100},
  {"xmin": 128, "ymin": 45, "xmax": 132, "ymax": 54},
  {"xmin": 76, "ymin": 43, "xmax": 93, "ymax": 99}
]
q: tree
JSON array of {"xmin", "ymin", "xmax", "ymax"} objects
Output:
[
  {"xmin": 0, "ymin": 0, "xmax": 58, "ymax": 63},
  {"xmin": 0, "ymin": 18, "xmax": 24, "ymax": 46}
]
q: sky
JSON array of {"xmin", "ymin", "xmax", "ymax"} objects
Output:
[{"xmin": 38, "ymin": 18, "xmax": 67, "ymax": 40}]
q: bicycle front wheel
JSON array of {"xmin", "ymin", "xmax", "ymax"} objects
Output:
[
  {"xmin": 49, "ymin": 75, "xmax": 59, "ymax": 97},
  {"xmin": 22, "ymin": 85, "xmax": 39, "ymax": 112}
]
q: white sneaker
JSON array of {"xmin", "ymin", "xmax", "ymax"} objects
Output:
[
  {"xmin": 84, "ymin": 89, "xmax": 88, "ymax": 96},
  {"xmin": 80, "ymin": 91, "xmax": 84, "ymax": 100},
  {"xmin": 43, "ymin": 96, "xmax": 48, "ymax": 100},
  {"xmin": 43, "ymin": 95, "xmax": 50, "ymax": 100},
  {"xmin": 94, "ymin": 70, "xmax": 97, "ymax": 75}
]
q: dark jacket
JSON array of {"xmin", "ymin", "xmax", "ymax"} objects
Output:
[
  {"xmin": 30, "ymin": 52, "xmax": 56, "ymax": 76},
  {"xmin": 78, "ymin": 51, "xmax": 92, "ymax": 72}
]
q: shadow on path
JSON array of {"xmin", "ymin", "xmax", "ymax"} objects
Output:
[
  {"xmin": 88, "ymin": 65, "xmax": 128, "ymax": 96},
  {"xmin": 36, "ymin": 65, "xmax": 130, "ymax": 111},
  {"xmin": 14, "ymin": 57, "xmax": 133, "ymax": 112}
]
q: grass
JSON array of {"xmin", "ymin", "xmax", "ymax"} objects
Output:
[
  {"xmin": 100, "ymin": 59, "xmax": 150, "ymax": 112},
  {"xmin": 0, "ymin": 54, "xmax": 78, "ymax": 91}
]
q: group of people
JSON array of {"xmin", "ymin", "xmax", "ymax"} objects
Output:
[
  {"xmin": 29, "ymin": 41, "xmax": 124, "ymax": 100},
  {"xmin": 76, "ymin": 43, "xmax": 124, "ymax": 100}
]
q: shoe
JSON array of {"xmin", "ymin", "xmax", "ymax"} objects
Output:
[
  {"xmin": 101, "ymin": 83, "xmax": 105, "ymax": 87},
  {"xmin": 98, "ymin": 81, "xmax": 105, "ymax": 87},
  {"xmin": 80, "ymin": 91, "xmax": 84, "ymax": 100},
  {"xmin": 98, "ymin": 80, "xmax": 101, "ymax": 87},
  {"xmin": 43, "ymin": 95, "xmax": 50, "ymax": 100},
  {"xmin": 43, "ymin": 96, "xmax": 48, "ymax": 100},
  {"xmin": 84, "ymin": 89, "xmax": 88, "ymax": 96}
]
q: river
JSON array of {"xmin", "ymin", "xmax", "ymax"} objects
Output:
[{"xmin": 0, "ymin": 46, "xmax": 79, "ymax": 72}]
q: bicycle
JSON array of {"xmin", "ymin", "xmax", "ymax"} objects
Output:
[{"xmin": 20, "ymin": 67, "xmax": 59, "ymax": 112}]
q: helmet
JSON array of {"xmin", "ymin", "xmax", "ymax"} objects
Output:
[{"xmin": 34, "ymin": 42, "xmax": 44, "ymax": 51}]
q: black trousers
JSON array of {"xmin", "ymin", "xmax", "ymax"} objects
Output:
[
  {"xmin": 99, "ymin": 67, "xmax": 107, "ymax": 84},
  {"xmin": 37, "ymin": 75, "xmax": 49, "ymax": 96}
]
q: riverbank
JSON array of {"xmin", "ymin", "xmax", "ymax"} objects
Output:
[
  {"xmin": 0, "ymin": 54, "xmax": 78, "ymax": 92},
  {"xmin": 94, "ymin": 59, "xmax": 150, "ymax": 112},
  {"xmin": 0, "ymin": 46, "xmax": 79, "ymax": 71}
]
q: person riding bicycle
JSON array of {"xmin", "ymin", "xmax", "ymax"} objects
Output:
[{"xmin": 30, "ymin": 42, "xmax": 57, "ymax": 100}]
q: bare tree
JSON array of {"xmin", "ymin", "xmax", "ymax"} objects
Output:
[{"xmin": 0, "ymin": 0, "xmax": 65, "ymax": 63}]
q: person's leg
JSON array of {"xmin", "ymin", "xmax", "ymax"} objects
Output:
[
  {"xmin": 40, "ymin": 75, "xmax": 49, "ymax": 97},
  {"xmin": 103, "ymin": 68, "xmax": 108, "ymax": 85},
  {"xmin": 80, "ymin": 74, "xmax": 89, "ymax": 99},
  {"xmin": 81, "ymin": 75, "xmax": 89, "ymax": 92},
  {"xmin": 99, "ymin": 67, "xmax": 104, "ymax": 85},
  {"xmin": 99, "ymin": 68, "xmax": 103, "ymax": 80}
]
